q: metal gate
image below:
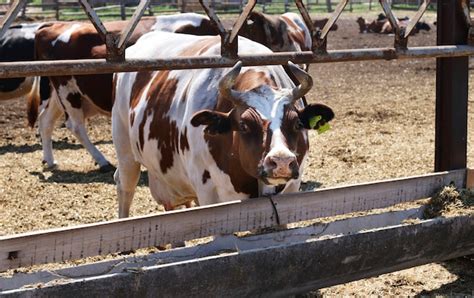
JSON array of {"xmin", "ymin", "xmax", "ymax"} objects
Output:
[{"xmin": 0, "ymin": 0, "xmax": 472, "ymax": 295}]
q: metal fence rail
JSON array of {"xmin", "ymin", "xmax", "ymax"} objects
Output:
[
  {"xmin": 0, "ymin": 0, "xmax": 444, "ymax": 62},
  {"xmin": 0, "ymin": 0, "xmax": 470, "ymax": 78},
  {"xmin": 0, "ymin": 45, "xmax": 473, "ymax": 78},
  {"xmin": 0, "ymin": 0, "xmax": 471, "ymax": 293}
]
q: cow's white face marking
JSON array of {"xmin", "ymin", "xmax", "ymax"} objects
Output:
[
  {"xmin": 240, "ymin": 85, "xmax": 298, "ymax": 184},
  {"xmin": 52, "ymin": 24, "xmax": 81, "ymax": 47}
]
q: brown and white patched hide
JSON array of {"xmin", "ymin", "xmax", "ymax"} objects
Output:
[
  {"xmin": 31, "ymin": 13, "xmax": 219, "ymax": 171},
  {"xmin": 112, "ymin": 32, "xmax": 334, "ymax": 217}
]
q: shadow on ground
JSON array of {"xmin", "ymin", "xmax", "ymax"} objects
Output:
[
  {"xmin": 0, "ymin": 140, "xmax": 112, "ymax": 155},
  {"xmin": 30, "ymin": 169, "xmax": 149, "ymax": 186}
]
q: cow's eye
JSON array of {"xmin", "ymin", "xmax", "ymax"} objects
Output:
[
  {"xmin": 239, "ymin": 121, "xmax": 250, "ymax": 133},
  {"xmin": 294, "ymin": 120, "xmax": 304, "ymax": 131}
]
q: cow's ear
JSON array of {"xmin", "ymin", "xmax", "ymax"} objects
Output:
[
  {"xmin": 191, "ymin": 110, "xmax": 233, "ymax": 135},
  {"xmin": 299, "ymin": 104, "xmax": 334, "ymax": 131}
]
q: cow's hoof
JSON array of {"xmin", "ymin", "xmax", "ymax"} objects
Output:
[
  {"xmin": 99, "ymin": 163, "xmax": 116, "ymax": 173},
  {"xmin": 42, "ymin": 160, "xmax": 58, "ymax": 171}
]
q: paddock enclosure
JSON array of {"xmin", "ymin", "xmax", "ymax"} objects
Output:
[{"xmin": 0, "ymin": 0, "xmax": 474, "ymax": 296}]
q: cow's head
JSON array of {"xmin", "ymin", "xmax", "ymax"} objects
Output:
[
  {"xmin": 240, "ymin": 12, "xmax": 280, "ymax": 50},
  {"xmin": 415, "ymin": 21, "xmax": 431, "ymax": 32},
  {"xmin": 191, "ymin": 62, "xmax": 334, "ymax": 186},
  {"xmin": 356, "ymin": 17, "xmax": 367, "ymax": 33}
]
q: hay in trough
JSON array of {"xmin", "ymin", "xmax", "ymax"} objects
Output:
[{"xmin": 423, "ymin": 185, "xmax": 474, "ymax": 219}]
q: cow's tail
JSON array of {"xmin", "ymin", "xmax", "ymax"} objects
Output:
[{"xmin": 26, "ymin": 76, "xmax": 40, "ymax": 128}]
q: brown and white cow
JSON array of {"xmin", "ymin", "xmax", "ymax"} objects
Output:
[
  {"xmin": 32, "ymin": 14, "xmax": 218, "ymax": 171},
  {"xmin": 356, "ymin": 16, "xmax": 430, "ymax": 34},
  {"xmin": 32, "ymin": 12, "xmax": 322, "ymax": 172},
  {"xmin": 112, "ymin": 32, "xmax": 334, "ymax": 217},
  {"xmin": 240, "ymin": 11, "xmax": 338, "ymax": 53}
]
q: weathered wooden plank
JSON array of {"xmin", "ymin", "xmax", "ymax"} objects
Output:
[
  {"xmin": 272, "ymin": 169, "xmax": 465, "ymax": 225},
  {"xmin": 0, "ymin": 169, "xmax": 466, "ymax": 272},
  {"xmin": 0, "ymin": 207, "xmax": 425, "ymax": 292},
  {"xmin": 3, "ymin": 215, "xmax": 473, "ymax": 297}
]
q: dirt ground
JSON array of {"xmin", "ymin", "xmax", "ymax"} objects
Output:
[{"xmin": 0, "ymin": 10, "xmax": 473, "ymax": 295}]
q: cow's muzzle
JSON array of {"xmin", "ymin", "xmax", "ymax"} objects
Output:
[{"xmin": 258, "ymin": 155, "xmax": 299, "ymax": 185}]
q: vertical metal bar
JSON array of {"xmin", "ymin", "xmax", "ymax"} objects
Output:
[
  {"xmin": 294, "ymin": 0, "xmax": 318, "ymax": 50},
  {"xmin": 199, "ymin": 0, "xmax": 234, "ymax": 57},
  {"xmin": 0, "ymin": 0, "xmax": 27, "ymax": 41},
  {"xmin": 54, "ymin": 0, "xmax": 59, "ymax": 20},
  {"xmin": 319, "ymin": 0, "xmax": 348, "ymax": 40},
  {"xmin": 435, "ymin": 0, "xmax": 469, "ymax": 171},
  {"xmin": 228, "ymin": 0, "xmax": 256, "ymax": 43},
  {"xmin": 403, "ymin": 0, "xmax": 430, "ymax": 38},
  {"xmin": 117, "ymin": 0, "xmax": 151, "ymax": 51},
  {"xmin": 120, "ymin": 0, "xmax": 126, "ymax": 20},
  {"xmin": 379, "ymin": 0, "xmax": 400, "ymax": 31},
  {"xmin": 147, "ymin": 3, "xmax": 153, "ymax": 16},
  {"xmin": 199, "ymin": 0, "xmax": 227, "ymax": 35},
  {"xmin": 78, "ymin": 0, "xmax": 108, "ymax": 42},
  {"xmin": 326, "ymin": 0, "xmax": 332, "ymax": 12},
  {"xmin": 380, "ymin": 0, "xmax": 409, "ymax": 49}
]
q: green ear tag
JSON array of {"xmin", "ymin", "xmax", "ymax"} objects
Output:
[
  {"xmin": 309, "ymin": 115, "xmax": 322, "ymax": 129},
  {"xmin": 317, "ymin": 122, "xmax": 331, "ymax": 134}
]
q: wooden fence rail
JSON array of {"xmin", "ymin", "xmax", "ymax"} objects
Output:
[{"xmin": 0, "ymin": 169, "xmax": 467, "ymax": 272}]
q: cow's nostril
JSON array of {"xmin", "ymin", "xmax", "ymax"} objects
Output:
[
  {"xmin": 265, "ymin": 157, "xmax": 278, "ymax": 170},
  {"xmin": 289, "ymin": 159, "xmax": 297, "ymax": 168}
]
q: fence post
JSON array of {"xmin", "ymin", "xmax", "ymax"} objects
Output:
[
  {"xmin": 349, "ymin": 0, "xmax": 352, "ymax": 11},
  {"xmin": 284, "ymin": 0, "xmax": 289, "ymax": 12},
  {"xmin": 120, "ymin": 0, "xmax": 126, "ymax": 20},
  {"xmin": 435, "ymin": 0, "xmax": 469, "ymax": 171},
  {"xmin": 54, "ymin": 0, "xmax": 59, "ymax": 20},
  {"xmin": 369, "ymin": 0, "xmax": 372, "ymax": 10},
  {"xmin": 325, "ymin": 0, "xmax": 332, "ymax": 12},
  {"xmin": 20, "ymin": 1, "xmax": 26, "ymax": 17}
]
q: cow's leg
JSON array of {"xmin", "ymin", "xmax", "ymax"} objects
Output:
[
  {"xmin": 38, "ymin": 90, "xmax": 63, "ymax": 168},
  {"xmin": 114, "ymin": 162, "xmax": 140, "ymax": 218},
  {"xmin": 56, "ymin": 81, "xmax": 113, "ymax": 171},
  {"xmin": 112, "ymin": 107, "xmax": 141, "ymax": 218},
  {"xmin": 64, "ymin": 116, "xmax": 113, "ymax": 172}
]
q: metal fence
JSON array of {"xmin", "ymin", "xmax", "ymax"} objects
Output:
[
  {"xmin": 0, "ymin": 0, "xmax": 470, "ymax": 178},
  {"xmin": 0, "ymin": 0, "xmax": 472, "ymax": 292},
  {"xmin": 0, "ymin": 0, "xmax": 440, "ymax": 21}
]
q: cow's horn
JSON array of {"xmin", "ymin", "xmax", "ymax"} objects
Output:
[
  {"xmin": 288, "ymin": 62, "xmax": 313, "ymax": 102},
  {"xmin": 218, "ymin": 61, "xmax": 244, "ymax": 105}
]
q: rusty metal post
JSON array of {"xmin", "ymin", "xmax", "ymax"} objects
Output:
[
  {"xmin": 105, "ymin": 32, "xmax": 123, "ymax": 62},
  {"xmin": 435, "ymin": 0, "xmax": 469, "ymax": 171}
]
